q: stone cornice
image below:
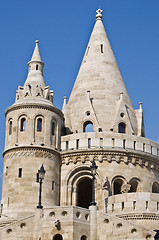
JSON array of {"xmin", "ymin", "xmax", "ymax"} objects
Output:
[
  {"xmin": 5, "ymin": 103, "xmax": 63, "ymax": 118},
  {"xmin": 3, "ymin": 145, "xmax": 60, "ymax": 159},
  {"xmin": 60, "ymin": 148, "xmax": 159, "ymax": 170}
]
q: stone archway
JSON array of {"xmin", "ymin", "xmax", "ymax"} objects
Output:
[{"xmin": 77, "ymin": 177, "xmax": 92, "ymax": 209}]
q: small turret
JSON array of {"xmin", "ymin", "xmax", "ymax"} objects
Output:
[{"xmin": 2, "ymin": 41, "xmax": 63, "ymax": 218}]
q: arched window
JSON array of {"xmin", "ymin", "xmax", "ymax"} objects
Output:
[
  {"xmin": 81, "ymin": 236, "xmax": 87, "ymax": 240},
  {"xmin": 52, "ymin": 122, "xmax": 55, "ymax": 136},
  {"xmin": 9, "ymin": 120, "xmax": 12, "ymax": 135},
  {"xmin": 129, "ymin": 179, "xmax": 139, "ymax": 193},
  {"xmin": 113, "ymin": 179, "xmax": 123, "ymax": 195},
  {"xmin": 83, "ymin": 121, "xmax": 93, "ymax": 132},
  {"xmin": 152, "ymin": 182, "xmax": 159, "ymax": 193},
  {"xmin": 53, "ymin": 234, "xmax": 63, "ymax": 240},
  {"xmin": 37, "ymin": 118, "xmax": 42, "ymax": 132},
  {"xmin": 118, "ymin": 122, "xmax": 126, "ymax": 133},
  {"xmin": 20, "ymin": 118, "xmax": 26, "ymax": 132},
  {"xmin": 77, "ymin": 178, "xmax": 92, "ymax": 209}
]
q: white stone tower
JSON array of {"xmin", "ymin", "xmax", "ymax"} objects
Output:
[{"xmin": 1, "ymin": 40, "xmax": 63, "ymax": 217}]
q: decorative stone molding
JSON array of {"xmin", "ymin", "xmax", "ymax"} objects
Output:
[
  {"xmin": 3, "ymin": 146, "xmax": 60, "ymax": 161},
  {"xmin": 117, "ymin": 213, "xmax": 159, "ymax": 221},
  {"xmin": 61, "ymin": 149, "xmax": 159, "ymax": 171},
  {"xmin": 5, "ymin": 103, "xmax": 63, "ymax": 118}
]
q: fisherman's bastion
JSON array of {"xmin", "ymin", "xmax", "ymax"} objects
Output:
[{"xmin": 0, "ymin": 8, "xmax": 159, "ymax": 240}]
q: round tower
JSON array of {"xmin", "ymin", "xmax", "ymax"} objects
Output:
[
  {"xmin": 61, "ymin": 9, "xmax": 159, "ymax": 235},
  {"xmin": 1, "ymin": 41, "xmax": 63, "ymax": 217}
]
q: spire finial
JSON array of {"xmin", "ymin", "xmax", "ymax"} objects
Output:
[
  {"xmin": 96, "ymin": 8, "xmax": 103, "ymax": 21},
  {"xmin": 30, "ymin": 40, "xmax": 42, "ymax": 62}
]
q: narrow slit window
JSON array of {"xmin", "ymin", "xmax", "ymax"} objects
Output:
[
  {"xmin": 88, "ymin": 138, "xmax": 91, "ymax": 148},
  {"xmin": 146, "ymin": 201, "xmax": 148, "ymax": 210},
  {"xmin": 100, "ymin": 138, "xmax": 103, "ymax": 148},
  {"xmin": 76, "ymin": 139, "xmax": 79, "ymax": 149},
  {"xmin": 6, "ymin": 166, "xmax": 8, "ymax": 176},
  {"xmin": 134, "ymin": 141, "xmax": 136, "ymax": 150},
  {"xmin": 66, "ymin": 141, "xmax": 68, "ymax": 150},
  {"xmin": 143, "ymin": 143, "xmax": 145, "ymax": 152},
  {"xmin": 52, "ymin": 122, "xmax": 55, "ymax": 136},
  {"xmin": 101, "ymin": 44, "xmax": 103, "ymax": 53},
  {"xmin": 37, "ymin": 118, "xmax": 42, "ymax": 132},
  {"xmin": 36, "ymin": 65, "xmax": 38, "ymax": 70},
  {"xmin": 151, "ymin": 146, "xmax": 153, "ymax": 154},
  {"xmin": 157, "ymin": 202, "xmax": 159, "ymax": 211},
  {"xmin": 122, "ymin": 202, "xmax": 124, "ymax": 210},
  {"xmin": 133, "ymin": 201, "xmax": 136, "ymax": 210},
  {"xmin": 52, "ymin": 181, "xmax": 55, "ymax": 190},
  {"xmin": 20, "ymin": 118, "xmax": 26, "ymax": 132},
  {"xmin": 112, "ymin": 138, "xmax": 114, "ymax": 148},
  {"xmin": 18, "ymin": 168, "xmax": 22, "ymax": 178},
  {"xmin": 123, "ymin": 139, "xmax": 126, "ymax": 149},
  {"xmin": 112, "ymin": 204, "xmax": 114, "ymax": 212},
  {"xmin": 9, "ymin": 121, "xmax": 12, "ymax": 135}
]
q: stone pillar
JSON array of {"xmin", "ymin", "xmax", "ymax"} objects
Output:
[{"xmin": 89, "ymin": 205, "xmax": 97, "ymax": 240}]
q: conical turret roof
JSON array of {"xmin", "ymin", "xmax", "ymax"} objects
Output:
[
  {"xmin": 13, "ymin": 41, "xmax": 54, "ymax": 107},
  {"xmin": 30, "ymin": 40, "xmax": 42, "ymax": 62},
  {"xmin": 63, "ymin": 9, "xmax": 138, "ymax": 135}
]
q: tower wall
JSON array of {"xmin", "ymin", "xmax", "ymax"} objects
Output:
[{"xmin": 2, "ymin": 101, "xmax": 62, "ymax": 217}]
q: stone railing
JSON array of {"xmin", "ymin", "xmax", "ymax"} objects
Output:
[
  {"xmin": 61, "ymin": 132, "xmax": 159, "ymax": 158},
  {"xmin": 107, "ymin": 192, "xmax": 159, "ymax": 216},
  {"xmin": 43, "ymin": 206, "xmax": 90, "ymax": 223}
]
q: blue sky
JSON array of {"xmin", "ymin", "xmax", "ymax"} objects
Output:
[{"xmin": 0, "ymin": 0, "xmax": 159, "ymax": 198}]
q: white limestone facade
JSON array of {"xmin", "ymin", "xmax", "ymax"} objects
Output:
[{"xmin": 0, "ymin": 8, "xmax": 159, "ymax": 240}]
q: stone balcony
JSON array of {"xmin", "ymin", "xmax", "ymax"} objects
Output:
[{"xmin": 61, "ymin": 132, "xmax": 159, "ymax": 158}]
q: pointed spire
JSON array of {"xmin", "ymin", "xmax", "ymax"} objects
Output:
[
  {"xmin": 30, "ymin": 40, "xmax": 42, "ymax": 62},
  {"xmin": 64, "ymin": 9, "xmax": 138, "ymax": 135}
]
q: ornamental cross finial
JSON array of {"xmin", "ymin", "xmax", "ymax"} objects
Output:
[{"xmin": 96, "ymin": 8, "xmax": 103, "ymax": 21}]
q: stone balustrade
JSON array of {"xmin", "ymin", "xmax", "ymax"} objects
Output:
[
  {"xmin": 61, "ymin": 132, "xmax": 159, "ymax": 158},
  {"xmin": 107, "ymin": 192, "xmax": 159, "ymax": 217}
]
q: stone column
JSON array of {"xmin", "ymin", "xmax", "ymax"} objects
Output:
[{"xmin": 89, "ymin": 205, "xmax": 97, "ymax": 240}]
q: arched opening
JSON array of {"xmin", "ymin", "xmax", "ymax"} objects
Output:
[
  {"xmin": 9, "ymin": 120, "xmax": 12, "ymax": 135},
  {"xmin": 20, "ymin": 118, "xmax": 26, "ymax": 132},
  {"xmin": 152, "ymin": 182, "xmax": 159, "ymax": 193},
  {"xmin": 129, "ymin": 180, "xmax": 139, "ymax": 192},
  {"xmin": 83, "ymin": 121, "xmax": 93, "ymax": 132},
  {"xmin": 37, "ymin": 118, "xmax": 42, "ymax": 132},
  {"xmin": 53, "ymin": 234, "xmax": 63, "ymax": 240},
  {"xmin": 77, "ymin": 178, "xmax": 92, "ymax": 209},
  {"xmin": 113, "ymin": 179, "xmax": 123, "ymax": 195},
  {"xmin": 81, "ymin": 235, "xmax": 87, "ymax": 240},
  {"xmin": 52, "ymin": 121, "xmax": 55, "ymax": 136},
  {"xmin": 118, "ymin": 122, "xmax": 126, "ymax": 133}
]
